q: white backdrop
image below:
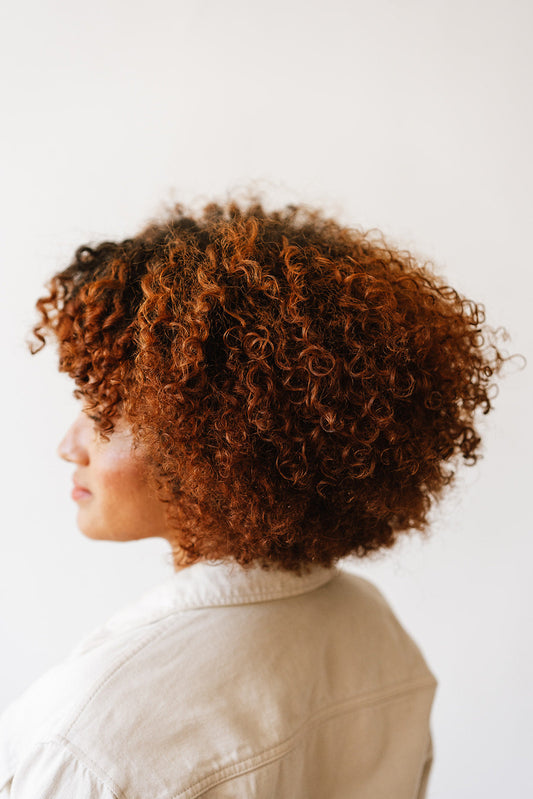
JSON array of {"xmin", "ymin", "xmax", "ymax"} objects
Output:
[{"xmin": 1, "ymin": 1, "xmax": 531, "ymax": 796}]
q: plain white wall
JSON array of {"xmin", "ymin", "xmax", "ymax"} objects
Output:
[{"xmin": 1, "ymin": 0, "xmax": 531, "ymax": 796}]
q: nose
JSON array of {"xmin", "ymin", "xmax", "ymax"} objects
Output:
[{"xmin": 57, "ymin": 412, "xmax": 90, "ymax": 465}]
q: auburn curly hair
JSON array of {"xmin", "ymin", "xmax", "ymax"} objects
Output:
[{"xmin": 30, "ymin": 195, "xmax": 514, "ymax": 573}]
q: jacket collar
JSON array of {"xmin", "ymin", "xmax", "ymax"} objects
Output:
[{"xmin": 70, "ymin": 560, "xmax": 339, "ymax": 656}]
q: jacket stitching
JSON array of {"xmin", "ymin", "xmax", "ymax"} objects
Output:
[
  {"xmin": 51, "ymin": 675, "xmax": 436, "ymax": 799},
  {"xmin": 166, "ymin": 676, "xmax": 437, "ymax": 799}
]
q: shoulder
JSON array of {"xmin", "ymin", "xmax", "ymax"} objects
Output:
[
  {"xmin": 0, "ymin": 617, "xmax": 169, "ymax": 790},
  {"xmin": 311, "ymin": 567, "xmax": 437, "ymax": 684},
  {"xmin": 1, "ymin": 567, "xmax": 436, "ymax": 799},
  {"xmin": 1, "ymin": 739, "xmax": 120, "ymax": 798},
  {"xmin": 73, "ymin": 569, "xmax": 434, "ymax": 789}
]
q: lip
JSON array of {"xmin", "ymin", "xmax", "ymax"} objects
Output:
[
  {"xmin": 72, "ymin": 486, "xmax": 92, "ymax": 501},
  {"xmin": 72, "ymin": 477, "xmax": 92, "ymax": 501}
]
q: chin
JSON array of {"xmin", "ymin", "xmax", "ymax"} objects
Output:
[
  {"xmin": 76, "ymin": 511, "xmax": 109, "ymax": 541},
  {"xmin": 76, "ymin": 520, "xmax": 142, "ymax": 542},
  {"xmin": 77, "ymin": 526, "xmax": 109, "ymax": 541}
]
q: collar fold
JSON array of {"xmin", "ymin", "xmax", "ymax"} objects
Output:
[{"xmin": 71, "ymin": 560, "xmax": 339, "ymax": 655}]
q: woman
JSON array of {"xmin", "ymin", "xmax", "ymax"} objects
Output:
[{"xmin": 0, "ymin": 196, "xmax": 510, "ymax": 798}]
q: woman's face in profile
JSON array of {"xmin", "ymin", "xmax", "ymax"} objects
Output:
[{"xmin": 57, "ymin": 408, "xmax": 171, "ymax": 543}]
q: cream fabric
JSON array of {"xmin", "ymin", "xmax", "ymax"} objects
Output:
[{"xmin": 0, "ymin": 560, "xmax": 437, "ymax": 798}]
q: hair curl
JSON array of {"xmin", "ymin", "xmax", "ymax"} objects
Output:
[{"xmin": 30, "ymin": 195, "xmax": 516, "ymax": 573}]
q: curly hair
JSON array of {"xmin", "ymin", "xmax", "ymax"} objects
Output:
[{"xmin": 29, "ymin": 195, "xmax": 514, "ymax": 573}]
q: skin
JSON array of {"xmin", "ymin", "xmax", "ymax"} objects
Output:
[{"xmin": 57, "ymin": 408, "xmax": 180, "ymax": 550}]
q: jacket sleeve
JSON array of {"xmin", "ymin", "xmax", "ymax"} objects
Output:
[
  {"xmin": 416, "ymin": 732, "xmax": 434, "ymax": 799},
  {"xmin": 7, "ymin": 740, "xmax": 119, "ymax": 799}
]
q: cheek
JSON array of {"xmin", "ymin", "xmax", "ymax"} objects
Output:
[
  {"xmin": 98, "ymin": 457, "xmax": 148, "ymax": 502},
  {"xmin": 82, "ymin": 432, "xmax": 167, "ymax": 539},
  {"xmin": 82, "ymin": 459, "xmax": 156, "ymax": 539},
  {"xmin": 108, "ymin": 455, "xmax": 166, "ymax": 518}
]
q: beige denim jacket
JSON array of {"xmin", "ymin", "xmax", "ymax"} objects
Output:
[{"xmin": 0, "ymin": 560, "xmax": 437, "ymax": 798}]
